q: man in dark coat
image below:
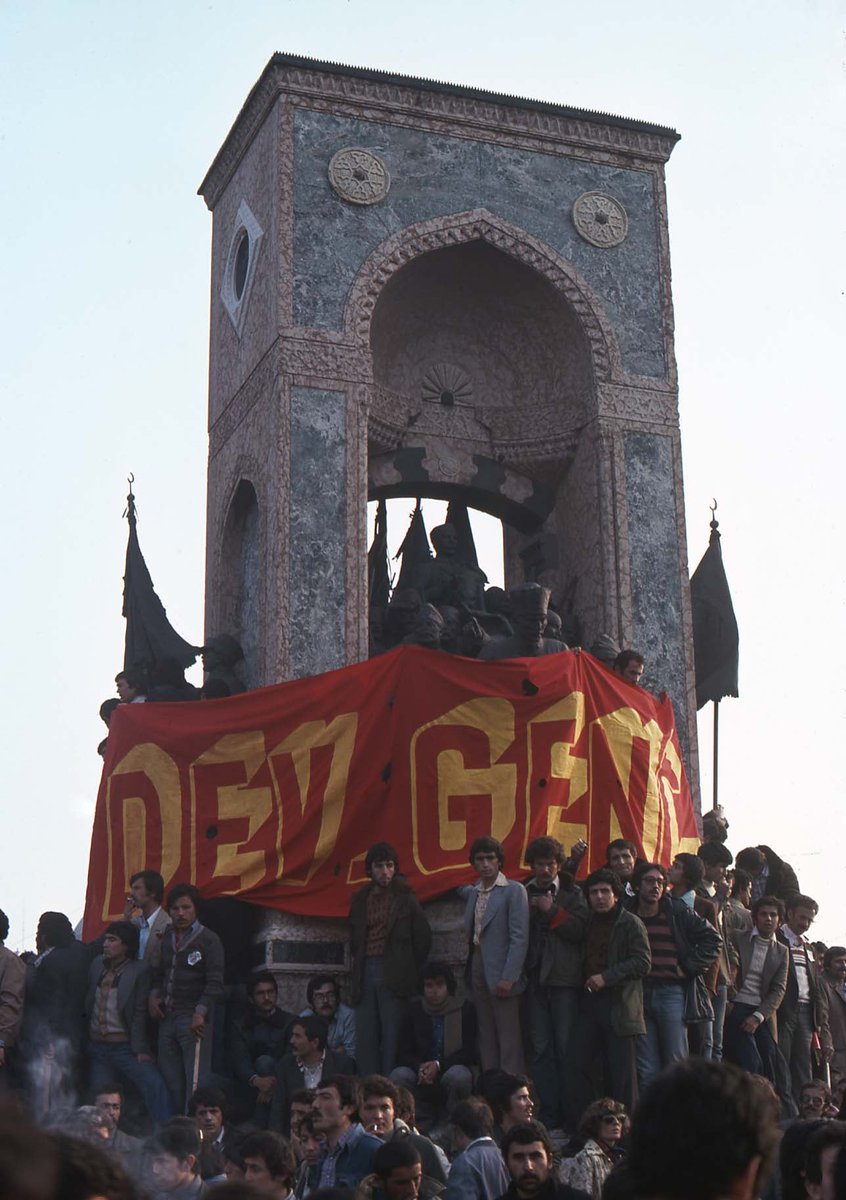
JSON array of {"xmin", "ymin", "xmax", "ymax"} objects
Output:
[
  {"xmin": 227, "ymin": 971, "xmax": 296, "ymax": 1123},
  {"xmin": 349, "ymin": 842, "xmax": 431, "ymax": 1076},
  {"xmin": 497, "ymin": 1121, "xmax": 589, "ymax": 1200},
  {"xmin": 735, "ymin": 846, "xmax": 800, "ymax": 905},
  {"xmin": 270, "ymin": 1014, "xmax": 353, "ymax": 1132}
]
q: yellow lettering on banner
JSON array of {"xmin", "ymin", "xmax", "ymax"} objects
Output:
[
  {"xmin": 591, "ymin": 708, "xmax": 664, "ymax": 861},
  {"xmin": 105, "ymin": 744, "xmax": 181, "ymax": 921},
  {"xmin": 411, "ymin": 699, "xmax": 517, "ymax": 875},
  {"xmin": 267, "ymin": 713, "xmax": 357, "ymax": 885},
  {"xmin": 525, "ymin": 692, "xmax": 587, "ymax": 861},
  {"xmin": 189, "ymin": 732, "xmax": 273, "ymax": 892}
]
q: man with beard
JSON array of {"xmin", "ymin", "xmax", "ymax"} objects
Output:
[{"xmin": 497, "ymin": 1122, "xmax": 589, "ymax": 1200}]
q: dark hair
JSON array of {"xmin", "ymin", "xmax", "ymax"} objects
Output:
[
  {"xmin": 306, "ymin": 973, "xmax": 339, "ymax": 1006},
  {"xmin": 606, "ymin": 839, "xmax": 637, "ymax": 859},
  {"xmin": 469, "ymin": 836, "xmax": 505, "ymax": 868},
  {"xmin": 578, "ymin": 1097, "xmax": 627, "ymax": 1141},
  {"xmin": 488, "ymin": 1074, "xmax": 532, "ymax": 1124},
  {"xmin": 99, "ymin": 697, "xmax": 121, "ymax": 724},
  {"xmin": 51, "ymin": 1131, "xmax": 134, "ymax": 1200},
  {"xmin": 91, "ymin": 1082, "xmax": 124, "ymax": 1102},
  {"xmin": 450, "ymin": 1098, "xmax": 495, "ymax": 1140},
  {"xmin": 292, "ymin": 1015, "xmax": 329, "ymax": 1050},
  {"xmin": 697, "ymin": 842, "xmax": 733, "ymax": 867},
  {"xmin": 37, "ymin": 912, "xmax": 75, "ymax": 949},
  {"xmin": 290, "ymin": 1088, "xmax": 316, "ymax": 1108},
  {"xmin": 129, "ymin": 870, "xmax": 165, "ymax": 902},
  {"xmin": 166, "ymin": 882, "xmax": 201, "ymax": 911},
  {"xmin": 373, "ymin": 1139, "xmax": 422, "ymax": 1179},
  {"xmin": 361, "ymin": 1075, "xmax": 399, "ymax": 1106},
  {"xmin": 735, "ymin": 847, "xmax": 766, "ymax": 873},
  {"xmin": 632, "ymin": 861, "xmax": 667, "ymax": 890},
  {"xmin": 673, "ymin": 852, "xmax": 705, "ymax": 889},
  {"xmin": 365, "ymin": 843, "xmax": 399, "ymax": 874},
  {"xmin": 104, "ymin": 920, "xmax": 140, "ymax": 958},
  {"xmin": 751, "ymin": 895, "xmax": 785, "ymax": 922},
  {"xmin": 394, "ymin": 1085, "xmax": 415, "ymax": 1125},
  {"xmin": 0, "ymin": 909, "xmax": 8, "ymax": 943},
  {"xmin": 525, "ymin": 837, "xmax": 565, "ymax": 867},
  {"xmin": 804, "ymin": 1121, "xmax": 846, "ymax": 1185},
  {"xmin": 188, "ymin": 1086, "xmax": 227, "ymax": 1115},
  {"xmin": 586, "ymin": 867, "xmax": 623, "ymax": 899},
  {"xmin": 613, "ymin": 650, "xmax": 644, "ymax": 672},
  {"xmin": 779, "ymin": 1119, "xmax": 826, "ymax": 1200},
  {"xmin": 421, "ymin": 960, "xmax": 457, "ymax": 994},
  {"xmin": 115, "ymin": 667, "xmax": 147, "ymax": 693},
  {"xmin": 318, "ymin": 1075, "xmax": 359, "ymax": 1115},
  {"xmin": 149, "ymin": 1124, "xmax": 202, "ymax": 1167},
  {"xmin": 240, "ymin": 1131, "xmax": 295, "ymax": 1184},
  {"xmin": 824, "ymin": 945, "xmax": 846, "ymax": 969},
  {"xmin": 501, "ymin": 1120, "xmax": 553, "ymax": 1163},
  {"xmin": 0, "ymin": 1104, "xmax": 58, "ymax": 1200},
  {"xmin": 786, "ymin": 894, "xmax": 818, "ymax": 916},
  {"xmin": 730, "ymin": 868, "xmax": 753, "ymax": 897},
  {"xmin": 248, "ymin": 970, "xmax": 278, "ymax": 997},
  {"xmin": 626, "ymin": 1060, "xmax": 778, "ymax": 1200}
]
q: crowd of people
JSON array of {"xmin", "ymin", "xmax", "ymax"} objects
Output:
[{"xmin": 0, "ymin": 819, "xmax": 844, "ymax": 1199}]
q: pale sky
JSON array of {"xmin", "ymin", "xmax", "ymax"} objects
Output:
[{"xmin": 1, "ymin": 1, "xmax": 843, "ymax": 949}]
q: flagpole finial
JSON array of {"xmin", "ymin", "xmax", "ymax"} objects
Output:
[
  {"xmin": 709, "ymin": 498, "xmax": 719, "ymax": 535},
  {"xmin": 124, "ymin": 474, "xmax": 136, "ymax": 522}
]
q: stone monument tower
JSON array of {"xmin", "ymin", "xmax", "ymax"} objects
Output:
[{"xmin": 199, "ymin": 52, "xmax": 699, "ymax": 781}]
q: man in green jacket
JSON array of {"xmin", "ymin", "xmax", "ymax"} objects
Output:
[{"xmin": 562, "ymin": 867, "xmax": 650, "ymax": 1128}]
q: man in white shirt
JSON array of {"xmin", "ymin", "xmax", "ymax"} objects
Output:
[
  {"xmin": 125, "ymin": 870, "xmax": 170, "ymax": 969},
  {"xmin": 725, "ymin": 896, "xmax": 789, "ymax": 1085}
]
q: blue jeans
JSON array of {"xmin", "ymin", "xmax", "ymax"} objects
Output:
[
  {"xmin": 525, "ymin": 980, "xmax": 580, "ymax": 1127},
  {"xmin": 157, "ymin": 1012, "xmax": 214, "ymax": 1114},
  {"xmin": 354, "ymin": 957, "xmax": 405, "ymax": 1077},
  {"xmin": 88, "ymin": 1040, "xmax": 173, "ymax": 1127},
  {"xmin": 724, "ymin": 1002, "xmax": 779, "ymax": 1084},
  {"xmin": 636, "ymin": 981, "xmax": 688, "ymax": 1088}
]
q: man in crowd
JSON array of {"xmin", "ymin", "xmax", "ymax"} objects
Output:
[
  {"xmin": 149, "ymin": 884, "xmax": 225, "ymax": 1113},
  {"xmin": 461, "ymin": 836, "xmax": 529, "ymax": 1074},
  {"xmin": 349, "ymin": 843, "xmax": 432, "ymax": 1076},
  {"xmin": 803, "ymin": 1121, "xmax": 846, "ymax": 1200},
  {"xmin": 667, "ymin": 852, "xmax": 721, "ymax": 1057},
  {"xmin": 819, "ymin": 945, "xmax": 846, "ymax": 1088},
  {"xmin": 0, "ymin": 906, "xmax": 25, "ymax": 1085},
  {"xmin": 622, "ymin": 1059, "xmax": 779, "ymax": 1200},
  {"xmin": 148, "ymin": 1124, "xmax": 207, "ymax": 1198},
  {"xmin": 228, "ymin": 971, "xmax": 295, "ymax": 1123},
  {"xmin": 726, "ymin": 868, "xmax": 754, "ymax": 923},
  {"xmin": 444, "ymin": 1098, "xmax": 509, "ymax": 1200},
  {"xmin": 735, "ymin": 846, "xmax": 800, "ymax": 905},
  {"xmin": 564, "ymin": 867, "xmax": 650, "ymax": 1124},
  {"xmin": 272, "ymin": 1015, "xmax": 353, "ymax": 1131},
  {"xmin": 499, "ymin": 1120, "xmax": 590, "ymax": 1200},
  {"xmin": 312, "ymin": 1074, "xmax": 381, "ymax": 1190},
  {"xmin": 241, "ymin": 1130, "xmax": 297, "ymax": 1198},
  {"xmin": 697, "ymin": 841, "xmax": 742, "ymax": 1060},
  {"xmin": 522, "ymin": 836, "xmax": 587, "ymax": 1130},
  {"xmin": 776, "ymin": 894, "xmax": 831, "ymax": 1102},
  {"xmin": 365, "ymin": 1140, "xmax": 433, "ymax": 1200},
  {"xmin": 604, "ymin": 840, "xmax": 638, "ymax": 897},
  {"xmin": 359, "ymin": 1074, "xmax": 447, "ymax": 1185},
  {"xmin": 627, "ymin": 862, "xmax": 720, "ymax": 1087},
  {"xmin": 189, "ymin": 1085, "xmax": 229, "ymax": 1153},
  {"xmin": 612, "ymin": 650, "xmax": 644, "ymax": 686},
  {"xmin": 92, "ymin": 1084, "xmax": 144, "ymax": 1175},
  {"xmin": 724, "ymin": 895, "xmax": 789, "ymax": 1085},
  {"xmin": 84, "ymin": 919, "xmax": 171, "ymax": 1126},
  {"xmin": 125, "ymin": 870, "xmax": 170, "ymax": 969},
  {"xmin": 797, "ymin": 1079, "xmax": 831, "ymax": 1121},
  {"xmin": 392, "ymin": 960, "xmax": 476, "ymax": 1129},
  {"xmin": 300, "ymin": 974, "xmax": 356, "ymax": 1062}
]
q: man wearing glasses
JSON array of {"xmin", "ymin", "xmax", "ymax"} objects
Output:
[{"xmin": 301, "ymin": 974, "xmax": 356, "ymax": 1065}]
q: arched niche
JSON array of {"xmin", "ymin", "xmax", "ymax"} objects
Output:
[{"xmin": 219, "ymin": 479, "xmax": 261, "ymax": 687}]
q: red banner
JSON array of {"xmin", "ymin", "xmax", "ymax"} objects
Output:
[{"xmin": 83, "ymin": 646, "xmax": 699, "ymax": 936}]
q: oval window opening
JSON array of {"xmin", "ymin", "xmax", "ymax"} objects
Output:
[{"xmin": 234, "ymin": 231, "xmax": 250, "ymax": 299}]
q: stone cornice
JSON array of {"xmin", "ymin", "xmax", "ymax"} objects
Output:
[{"xmin": 199, "ymin": 54, "xmax": 680, "ymax": 209}]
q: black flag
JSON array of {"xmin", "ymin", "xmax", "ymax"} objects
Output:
[
  {"xmin": 394, "ymin": 500, "xmax": 431, "ymax": 593},
  {"xmin": 368, "ymin": 498, "xmax": 391, "ymax": 608},
  {"xmin": 445, "ymin": 498, "xmax": 480, "ymax": 569},
  {"xmin": 122, "ymin": 484, "xmax": 198, "ymax": 672},
  {"xmin": 690, "ymin": 512, "xmax": 739, "ymax": 710}
]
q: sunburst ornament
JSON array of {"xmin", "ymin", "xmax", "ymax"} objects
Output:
[
  {"xmin": 328, "ymin": 148, "xmax": 390, "ymax": 205},
  {"xmin": 572, "ymin": 192, "xmax": 629, "ymax": 248},
  {"xmin": 421, "ymin": 364, "xmax": 473, "ymax": 407}
]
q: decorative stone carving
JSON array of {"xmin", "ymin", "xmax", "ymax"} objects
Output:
[
  {"xmin": 328, "ymin": 147, "xmax": 390, "ymax": 205},
  {"xmin": 572, "ymin": 192, "xmax": 629, "ymax": 248},
  {"xmin": 421, "ymin": 363, "xmax": 473, "ymax": 407}
]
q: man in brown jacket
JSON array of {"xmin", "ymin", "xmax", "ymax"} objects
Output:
[
  {"xmin": 725, "ymin": 895, "xmax": 789, "ymax": 1086},
  {"xmin": 0, "ymin": 906, "xmax": 25, "ymax": 1081},
  {"xmin": 818, "ymin": 945, "xmax": 846, "ymax": 1089}
]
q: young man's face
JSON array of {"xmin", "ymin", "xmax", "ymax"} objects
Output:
[
  {"xmin": 289, "ymin": 1025, "xmax": 319, "ymax": 1060},
  {"xmin": 244, "ymin": 1155, "xmax": 285, "ymax": 1194},
  {"xmin": 619, "ymin": 660, "xmax": 644, "ymax": 685},
  {"xmin": 194, "ymin": 1103, "xmax": 223, "ymax": 1138},
  {"xmin": 786, "ymin": 905, "xmax": 816, "ymax": 937},
  {"xmin": 826, "ymin": 952, "xmax": 846, "ymax": 981},
  {"xmin": 799, "ymin": 1084, "xmax": 828, "ymax": 1119},
  {"xmin": 129, "ymin": 877, "xmax": 154, "ymax": 908},
  {"xmin": 250, "ymin": 980, "xmax": 279, "ymax": 1015},
  {"xmin": 102, "ymin": 934, "xmax": 129, "ymax": 965},
  {"xmin": 703, "ymin": 862, "xmax": 726, "ymax": 886},
  {"xmin": 312, "ymin": 1085, "xmax": 352, "ymax": 1135},
  {"xmin": 371, "ymin": 860, "xmax": 396, "ymax": 888},
  {"xmin": 531, "ymin": 857, "xmax": 559, "ymax": 888},
  {"xmin": 423, "ymin": 976, "xmax": 449, "ymax": 1007},
  {"xmin": 311, "ymin": 982, "xmax": 338, "ymax": 1019},
  {"xmin": 301, "ymin": 1131, "xmax": 322, "ymax": 1166},
  {"xmin": 506, "ymin": 1141, "xmax": 550, "ymax": 1196},
  {"xmin": 588, "ymin": 882, "xmax": 617, "ymax": 913},
  {"xmin": 507, "ymin": 1086, "xmax": 534, "ymax": 1124},
  {"xmin": 382, "ymin": 1162, "xmax": 423, "ymax": 1200},
  {"xmin": 667, "ymin": 859, "xmax": 687, "ymax": 888},
  {"xmin": 290, "ymin": 1100, "xmax": 313, "ymax": 1137},
  {"xmin": 169, "ymin": 895, "xmax": 197, "ymax": 931},
  {"xmin": 637, "ymin": 869, "xmax": 665, "ymax": 904},
  {"xmin": 94, "ymin": 1092, "xmax": 121, "ymax": 1131},
  {"xmin": 473, "ymin": 850, "xmax": 500, "ymax": 885},
  {"xmin": 755, "ymin": 904, "xmax": 780, "ymax": 938},
  {"xmin": 361, "ymin": 1093, "xmax": 394, "ymax": 1137},
  {"xmin": 150, "ymin": 1153, "xmax": 195, "ymax": 1192},
  {"xmin": 607, "ymin": 847, "xmax": 634, "ymax": 880}
]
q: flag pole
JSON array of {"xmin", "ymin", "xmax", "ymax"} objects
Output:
[{"xmin": 712, "ymin": 699, "xmax": 719, "ymax": 811}]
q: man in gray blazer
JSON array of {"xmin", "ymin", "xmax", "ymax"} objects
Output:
[
  {"xmin": 461, "ymin": 836, "xmax": 529, "ymax": 1073},
  {"xmin": 725, "ymin": 895, "xmax": 789, "ymax": 1085},
  {"xmin": 125, "ymin": 870, "xmax": 171, "ymax": 970}
]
